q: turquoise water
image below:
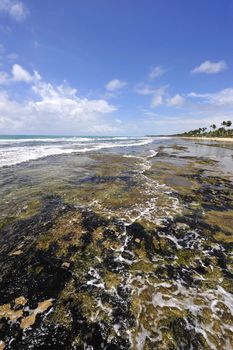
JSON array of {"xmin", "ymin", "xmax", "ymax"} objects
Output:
[
  {"xmin": 0, "ymin": 135, "xmax": 154, "ymax": 167},
  {"xmin": 0, "ymin": 135, "xmax": 121, "ymax": 140}
]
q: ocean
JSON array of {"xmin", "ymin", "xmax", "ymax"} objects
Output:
[
  {"xmin": 0, "ymin": 134, "xmax": 232, "ymax": 175},
  {"xmin": 0, "ymin": 135, "xmax": 155, "ymax": 167}
]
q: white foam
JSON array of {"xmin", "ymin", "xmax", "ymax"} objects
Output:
[
  {"xmin": 135, "ymin": 325, "xmax": 151, "ymax": 350},
  {"xmin": 157, "ymin": 232, "xmax": 183, "ymax": 249},
  {"xmin": 0, "ymin": 137, "xmax": 154, "ymax": 167},
  {"xmin": 0, "ymin": 136, "xmax": 140, "ymax": 144},
  {"xmin": 147, "ymin": 150, "xmax": 158, "ymax": 158},
  {"xmin": 91, "ymin": 148, "xmax": 182, "ymax": 226}
]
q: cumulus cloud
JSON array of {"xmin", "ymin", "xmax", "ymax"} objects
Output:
[
  {"xmin": 0, "ymin": 64, "xmax": 41, "ymax": 85},
  {"xmin": 149, "ymin": 65, "xmax": 166, "ymax": 79},
  {"xmin": 0, "ymin": 67, "xmax": 119, "ymax": 134},
  {"xmin": 0, "ymin": 0, "xmax": 28, "ymax": 21},
  {"xmin": 31, "ymin": 81, "xmax": 116, "ymax": 117},
  {"xmin": 12, "ymin": 64, "xmax": 41, "ymax": 83},
  {"xmin": 191, "ymin": 60, "xmax": 227, "ymax": 74},
  {"xmin": 105, "ymin": 79, "xmax": 127, "ymax": 91}
]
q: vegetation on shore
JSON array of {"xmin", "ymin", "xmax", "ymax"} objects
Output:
[{"xmin": 177, "ymin": 120, "xmax": 233, "ymax": 138}]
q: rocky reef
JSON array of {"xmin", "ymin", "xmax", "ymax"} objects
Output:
[{"xmin": 0, "ymin": 144, "xmax": 232, "ymax": 349}]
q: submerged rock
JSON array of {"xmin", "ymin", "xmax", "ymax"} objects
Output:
[{"xmin": 0, "ymin": 150, "xmax": 232, "ymax": 349}]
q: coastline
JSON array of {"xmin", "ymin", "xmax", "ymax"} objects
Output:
[{"xmin": 176, "ymin": 136, "xmax": 233, "ymax": 142}]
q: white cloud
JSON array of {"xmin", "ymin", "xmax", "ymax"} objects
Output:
[
  {"xmin": 149, "ymin": 65, "xmax": 166, "ymax": 79},
  {"xmin": 0, "ymin": 64, "xmax": 41, "ymax": 84},
  {"xmin": 0, "ymin": 75, "xmax": 119, "ymax": 134},
  {"xmin": 136, "ymin": 84, "xmax": 184, "ymax": 108},
  {"xmin": 135, "ymin": 83, "xmax": 156, "ymax": 95},
  {"xmin": 151, "ymin": 94, "xmax": 163, "ymax": 107},
  {"xmin": 135, "ymin": 84, "xmax": 168, "ymax": 107},
  {"xmin": 12, "ymin": 64, "xmax": 41, "ymax": 83},
  {"xmin": 143, "ymin": 87, "xmax": 233, "ymax": 134},
  {"xmin": 105, "ymin": 79, "xmax": 127, "ymax": 91},
  {"xmin": 191, "ymin": 60, "xmax": 227, "ymax": 74},
  {"xmin": 188, "ymin": 88, "xmax": 233, "ymax": 106},
  {"xmin": 137, "ymin": 84, "xmax": 233, "ymax": 135},
  {"xmin": 32, "ymin": 81, "xmax": 116, "ymax": 116},
  {"xmin": 150, "ymin": 86, "xmax": 168, "ymax": 108},
  {"xmin": 167, "ymin": 94, "xmax": 185, "ymax": 106},
  {"xmin": 0, "ymin": 0, "xmax": 28, "ymax": 21}
]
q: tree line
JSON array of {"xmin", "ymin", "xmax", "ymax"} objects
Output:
[{"xmin": 178, "ymin": 120, "xmax": 232, "ymax": 137}]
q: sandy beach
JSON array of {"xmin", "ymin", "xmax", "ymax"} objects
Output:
[{"xmin": 178, "ymin": 136, "xmax": 233, "ymax": 142}]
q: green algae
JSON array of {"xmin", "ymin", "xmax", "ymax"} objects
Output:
[
  {"xmin": 0, "ymin": 217, "xmax": 15, "ymax": 231},
  {"xmin": 48, "ymin": 280, "xmax": 75, "ymax": 328},
  {"xmin": 0, "ymin": 145, "xmax": 232, "ymax": 349},
  {"xmin": 214, "ymin": 231, "xmax": 233, "ymax": 243},
  {"xmin": 103, "ymin": 271, "xmax": 122, "ymax": 289},
  {"xmin": 37, "ymin": 211, "xmax": 83, "ymax": 255},
  {"xmin": 206, "ymin": 210, "xmax": 233, "ymax": 235}
]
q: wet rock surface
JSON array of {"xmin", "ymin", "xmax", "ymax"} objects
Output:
[{"xmin": 0, "ymin": 142, "xmax": 232, "ymax": 349}]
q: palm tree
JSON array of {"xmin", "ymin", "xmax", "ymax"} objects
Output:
[
  {"xmin": 226, "ymin": 120, "xmax": 232, "ymax": 128},
  {"xmin": 221, "ymin": 121, "xmax": 227, "ymax": 127},
  {"xmin": 218, "ymin": 127, "xmax": 225, "ymax": 136},
  {"xmin": 210, "ymin": 124, "xmax": 216, "ymax": 130}
]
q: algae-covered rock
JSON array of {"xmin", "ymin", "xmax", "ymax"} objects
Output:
[{"xmin": 0, "ymin": 147, "xmax": 232, "ymax": 349}]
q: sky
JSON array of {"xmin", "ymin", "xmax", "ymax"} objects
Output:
[{"xmin": 0, "ymin": 0, "xmax": 233, "ymax": 136}]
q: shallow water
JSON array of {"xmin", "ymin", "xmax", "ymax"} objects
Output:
[{"xmin": 0, "ymin": 137, "xmax": 232, "ymax": 349}]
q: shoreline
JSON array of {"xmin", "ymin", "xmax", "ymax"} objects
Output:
[{"xmin": 175, "ymin": 136, "xmax": 233, "ymax": 142}]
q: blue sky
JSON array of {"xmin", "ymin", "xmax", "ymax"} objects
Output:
[{"xmin": 0, "ymin": 0, "xmax": 232, "ymax": 135}]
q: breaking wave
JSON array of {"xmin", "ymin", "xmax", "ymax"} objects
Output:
[{"xmin": 0, "ymin": 136, "xmax": 154, "ymax": 167}]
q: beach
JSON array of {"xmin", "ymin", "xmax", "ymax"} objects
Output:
[
  {"xmin": 0, "ymin": 136, "xmax": 232, "ymax": 349},
  {"xmin": 179, "ymin": 136, "xmax": 233, "ymax": 142}
]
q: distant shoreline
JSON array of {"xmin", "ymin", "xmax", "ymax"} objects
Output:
[
  {"xmin": 176, "ymin": 136, "xmax": 233, "ymax": 142},
  {"xmin": 146, "ymin": 135, "xmax": 233, "ymax": 142}
]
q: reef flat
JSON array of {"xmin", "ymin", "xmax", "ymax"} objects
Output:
[{"xmin": 0, "ymin": 140, "xmax": 232, "ymax": 349}]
